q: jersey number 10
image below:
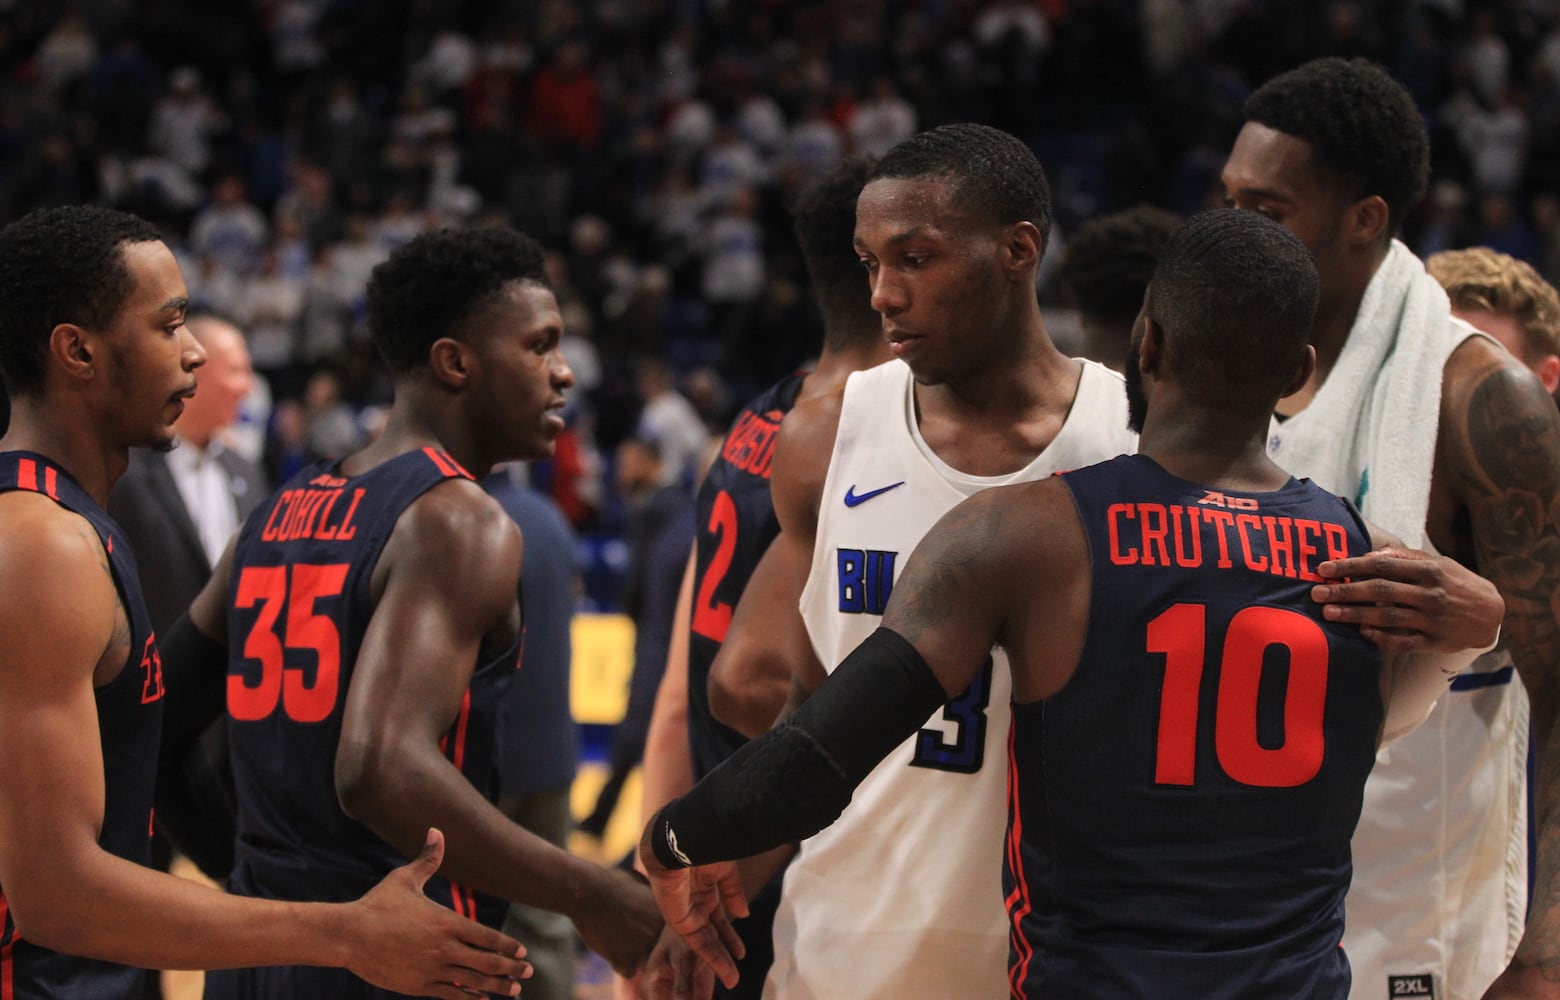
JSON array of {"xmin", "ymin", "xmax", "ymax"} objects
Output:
[
  {"xmin": 231, "ymin": 563, "xmax": 350, "ymax": 723},
  {"xmin": 1149, "ymin": 603, "xmax": 1329, "ymax": 788}
]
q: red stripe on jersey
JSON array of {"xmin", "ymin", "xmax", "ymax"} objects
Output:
[
  {"xmin": 15, "ymin": 460, "xmax": 36, "ymax": 493},
  {"xmin": 422, "ymin": 447, "xmax": 458, "ymax": 477},
  {"xmin": 42, "ymin": 466, "xmax": 57, "ymax": 500},
  {"xmin": 448, "ymin": 882, "xmax": 470, "ymax": 919},
  {"xmin": 422, "ymin": 448, "xmax": 473, "ymax": 481},
  {"xmin": 449, "ymin": 690, "xmax": 472, "ymax": 772},
  {"xmin": 1005, "ymin": 724, "xmax": 1035, "ymax": 1000},
  {"xmin": 1, "ymin": 892, "xmax": 14, "ymax": 1000}
]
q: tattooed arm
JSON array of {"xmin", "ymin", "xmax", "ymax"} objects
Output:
[{"xmin": 1437, "ymin": 340, "xmax": 1560, "ymax": 1000}]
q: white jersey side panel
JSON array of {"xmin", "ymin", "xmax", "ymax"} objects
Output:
[
  {"xmin": 765, "ymin": 358, "xmax": 1135, "ymax": 1000},
  {"xmin": 1344, "ymin": 644, "xmax": 1528, "ymax": 1000}
]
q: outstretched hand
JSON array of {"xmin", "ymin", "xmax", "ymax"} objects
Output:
[
  {"xmin": 637, "ymin": 823, "xmax": 748, "ymax": 991},
  {"xmin": 571, "ymin": 863, "xmax": 664, "ymax": 979},
  {"xmin": 345, "ymin": 828, "xmax": 532, "ymax": 999},
  {"xmin": 639, "ymin": 925, "xmax": 718, "ymax": 1000},
  {"xmin": 1312, "ymin": 545, "xmax": 1503, "ymax": 653}
]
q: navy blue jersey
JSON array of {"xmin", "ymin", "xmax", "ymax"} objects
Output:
[
  {"xmin": 223, "ymin": 448, "xmax": 515, "ymax": 933},
  {"xmin": 686, "ymin": 371, "xmax": 805, "ymax": 1000},
  {"xmin": 0, "ymin": 451, "xmax": 162, "ymax": 1000},
  {"xmin": 1006, "ymin": 454, "xmax": 1382, "ymax": 999},
  {"xmin": 687, "ymin": 372, "xmax": 805, "ymax": 778}
]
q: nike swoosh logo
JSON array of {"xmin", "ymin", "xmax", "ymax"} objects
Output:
[{"xmin": 843, "ymin": 481, "xmax": 905, "ymax": 507}]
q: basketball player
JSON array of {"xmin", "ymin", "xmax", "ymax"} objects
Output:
[
  {"xmin": 165, "ymin": 226, "xmax": 662, "ymax": 998},
  {"xmin": 696, "ymin": 122, "xmax": 1140, "ymax": 999},
  {"xmin": 0, "ymin": 205, "xmax": 531, "ymax": 999},
  {"xmin": 1221, "ymin": 58, "xmax": 1560, "ymax": 999},
  {"xmin": 634, "ymin": 155, "xmax": 892, "ymax": 998},
  {"xmin": 640, "ymin": 209, "xmax": 1505, "ymax": 999}
]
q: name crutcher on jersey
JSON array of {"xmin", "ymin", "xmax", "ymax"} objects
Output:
[{"xmin": 1105, "ymin": 490, "xmax": 1351, "ymax": 581}]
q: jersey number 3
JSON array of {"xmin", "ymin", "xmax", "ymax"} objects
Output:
[
  {"xmin": 1150, "ymin": 603, "xmax": 1328, "ymax": 788},
  {"xmin": 910, "ymin": 656, "xmax": 993, "ymax": 774},
  {"xmin": 231, "ymin": 563, "xmax": 349, "ymax": 723}
]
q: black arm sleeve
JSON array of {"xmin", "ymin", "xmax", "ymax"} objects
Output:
[
  {"xmin": 154, "ymin": 611, "xmax": 237, "ymax": 880},
  {"xmin": 650, "ymin": 626, "xmax": 949, "ymax": 869}
]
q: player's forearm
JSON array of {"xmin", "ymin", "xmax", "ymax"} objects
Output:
[
  {"xmin": 20, "ymin": 847, "xmax": 356, "ymax": 972},
  {"xmin": 641, "ymin": 661, "xmax": 695, "ymax": 822},
  {"xmin": 337, "ymin": 734, "xmax": 612, "ymax": 918},
  {"xmin": 650, "ymin": 628, "xmax": 946, "ymax": 869}
]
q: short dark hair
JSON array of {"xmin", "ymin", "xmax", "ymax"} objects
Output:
[
  {"xmin": 791, "ymin": 155, "xmax": 879, "ymax": 350},
  {"xmin": 1058, "ymin": 204, "xmax": 1182, "ymax": 325},
  {"xmin": 1244, "ymin": 58, "xmax": 1429, "ymax": 236},
  {"xmin": 366, "ymin": 226, "xmax": 550, "ymax": 374},
  {"xmin": 1150, "ymin": 209, "xmax": 1317, "ymax": 411},
  {"xmin": 871, "ymin": 123, "xmax": 1053, "ymax": 249},
  {"xmin": 0, "ymin": 206, "xmax": 164, "ymax": 396}
]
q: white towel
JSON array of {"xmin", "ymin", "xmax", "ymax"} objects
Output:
[{"xmin": 1266, "ymin": 239, "xmax": 1474, "ymax": 548}]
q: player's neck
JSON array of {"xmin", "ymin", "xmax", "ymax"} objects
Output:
[
  {"xmin": 807, "ymin": 337, "xmax": 893, "ymax": 399},
  {"xmin": 0, "ymin": 399, "xmax": 128, "ymax": 505},
  {"xmin": 928, "ymin": 330, "xmax": 1074, "ymax": 417},
  {"xmin": 1138, "ymin": 409, "xmax": 1288, "ymax": 493},
  {"xmin": 341, "ymin": 400, "xmax": 493, "ymax": 482}
]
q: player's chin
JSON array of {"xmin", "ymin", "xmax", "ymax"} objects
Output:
[
  {"xmin": 516, "ymin": 426, "xmax": 560, "ymax": 461},
  {"xmin": 145, "ymin": 427, "xmax": 181, "ymax": 454}
]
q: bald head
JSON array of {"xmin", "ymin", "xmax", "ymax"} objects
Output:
[{"xmin": 178, "ymin": 315, "xmax": 253, "ymax": 448}]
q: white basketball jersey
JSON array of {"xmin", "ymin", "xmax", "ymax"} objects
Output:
[{"xmin": 765, "ymin": 358, "xmax": 1135, "ymax": 1000}]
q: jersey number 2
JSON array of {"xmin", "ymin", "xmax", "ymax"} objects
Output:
[
  {"xmin": 691, "ymin": 490, "xmax": 738, "ymax": 643},
  {"xmin": 1149, "ymin": 603, "xmax": 1329, "ymax": 788},
  {"xmin": 231, "ymin": 563, "xmax": 349, "ymax": 723}
]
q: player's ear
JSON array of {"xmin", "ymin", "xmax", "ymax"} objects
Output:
[
  {"xmin": 1280, "ymin": 345, "xmax": 1316, "ymax": 400},
  {"xmin": 1137, "ymin": 316, "xmax": 1165, "ymax": 377},
  {"xmin": 1004, "ymin": 221, "xmax": 1042, "ymax": 279},
  {"xmin": 49, "ymin": 323, "xmax": 96, "ymax": 383},
  {"xmin": 1348, "ymin": 195, "xmax": 1390, "ymax": 248},
  {"xmin": 428, "ymin": 337, "xmax": 471, "ymax": 389}
]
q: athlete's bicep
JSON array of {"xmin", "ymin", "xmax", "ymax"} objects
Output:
[
  {"xmin": 0, "ymin": 506, "xmax": 122, "ymax": 927},
  {"xmin": 881, "ymin": 490, "xmax": 1016, "ymax": 698},
  {"xmin": 339, "ymin": 489, "xmax": 522, "ymax": 779}
]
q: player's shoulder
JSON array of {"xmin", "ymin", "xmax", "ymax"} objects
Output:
[
  {"xmin": 393, "ymin": 474, "xmax": 522, "ymax": 565},
  {"xmin": 1442, "ymin": 325, "xmax": 1549, "ymax": 407},
  {"xmin": 0, "ymin": 489, "xmax": 102, "ymax": 566},
  {"xmin": 1438, "ymin": 326, "xmax": 1560, "ymax": 472},
  {"xmin": 0, "ymin": 492, "xmax": 116, "ymax": 619},
  {"xmin": 406, "ymin": 472, "xmax": 517, "ymax": 529}
]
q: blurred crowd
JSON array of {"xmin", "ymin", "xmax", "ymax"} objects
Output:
[{"xmin": 5, "ymin": 0, "xmax": 1560, "ymax": 602}]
